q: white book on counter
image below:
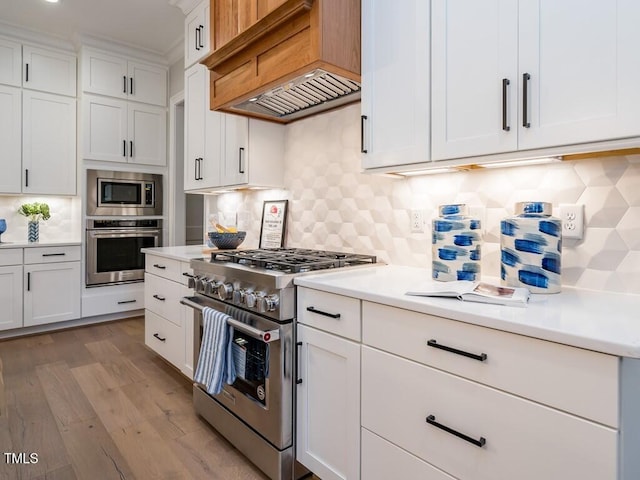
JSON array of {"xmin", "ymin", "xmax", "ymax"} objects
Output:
[{"xmin": 406, "ymin": 281, "xmax": 530, "ymax": 307}]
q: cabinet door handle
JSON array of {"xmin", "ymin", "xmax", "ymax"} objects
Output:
[
  {"xmin": 153, "ymin": 263, "xmax": 166, "ymax": 270},
  {"xmin": 27, "ymin": 272, "xmax": 31, "ymax": 291},
  {"xmin": 117, "ymin": 299, "xmax": 137, "ymax": 305},
  {"xmin": 238, "ymin": 147, "xmax": 245, "ymax": 174},
  {"xmin": 296, "ymin": 341, "xmax": 303, "ymax": 385},
  {"xmin": 153, "ymin": 294, "xmax": 166, "ymax": 301},
  {"xmin": 360, "ymin": 115, "xmax": 368, "ymax": 153},
  {"xmin": 427, "ymin": 339, "xmax": 487, "ymax": 362},
  {"xmin": 502, "ymin": 78, "xmax": 510, "ymax": 132},
  {"xmin": 130, "ymin": 77, "xmax": 134, "ymax": 96},
  {"xmin": 426, "ymin": 415, "xmax": 486, "ymax": 448},
  {"xmin": 42, "ymin": 253, "xmax": 66, "ymax": 257},
  {"xmin": 522, "ymin": 72, "xmax": 531, "ymax": 128},
  {"xmin": 130, "ymin": 140, "xmax": 133, "ymax": 158},
  {"xmin": 153, "ymin": 333, "xmax": 166, "ymax": 342},
  {"xmin": 25, "ymin": 169, "xmax": 29, "ymax": 187},
  {"xmin": 306, "ymin": 306, "xmax": 340, "ymax": 319},
  {"xmin": 123, "ymin": 75, "xmax": 127, "ymax": 94},
  {"xmin": 195, "ymin": 26, "xmax": 201, "ymax": 51},
  {"xmin": 25, "ymin": 63, "xmax": 29, "ymax": 82},
  {"xmin": 198, "ymin": 25, "xmax": 205, "ymax": 48},
  {"xmin": 123, "ymin": 140, "xmax": 127, "ymax": 157}
]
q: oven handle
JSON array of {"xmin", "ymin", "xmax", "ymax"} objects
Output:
[
  {"xmin": 88, "ymin": 229, "xmax": 162, "ymax": 237},
  {"xmin": 180, "ymin": 296, "xmax": 280, "ymax": 343}
]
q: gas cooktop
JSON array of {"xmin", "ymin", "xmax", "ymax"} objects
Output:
[{"xmin": 207, "ymin": 248, "xmax": 378, "ymax": 274}]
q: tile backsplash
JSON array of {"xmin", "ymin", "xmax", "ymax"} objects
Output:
[
  {"xmin": 0, "ymin": 196, "xmax": 82, "ymax": 243},
  {"xmin": 209, "ymin": 103, "xmax": 640, "ymax": 295}
]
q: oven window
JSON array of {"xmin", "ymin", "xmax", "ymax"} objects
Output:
[
  {"xmin": 101, "ymin": 181, "xmax": 142, "ymax": 205},
  {"xmin": 230, "ymin": 331, "xmax": 269, "ymax": 405},
  {"xmin": 96, "ymin": 236, "xmax": 155, "ymax": 273}
]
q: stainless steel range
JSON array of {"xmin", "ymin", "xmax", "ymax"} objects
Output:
[{"xmin": 181, "ymin": 248, "xmax": 378, "ymax": 480}]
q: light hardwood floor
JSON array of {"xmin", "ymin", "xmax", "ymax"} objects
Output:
[{"xmin": 0, "ymin": 317, "xmax": 271, "ymax": 480}]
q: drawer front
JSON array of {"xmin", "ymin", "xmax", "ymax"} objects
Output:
[
  {"xmin": 0, "ymin": 248, "xmax": 22, "ymax": 266},
  {"xmin": 362, "ymin": 428, "xmax": 456, "ymax": 480},
  {"xmin": 145, "ymin": 310, "xmax": 184, "ymax": 369},
  {"xmin": 24, "ymin": 245, "xmax": 81, "ymax": 264},
  {"xmin": 81, "ymin": 286, "xmax": 145, "ymax": 317},
  {"xmin": 144, "ymin": 273, "xmax": 183, "ymax": 326},
  {"xmin": 145, "ymin": 254, "xmax": 183, "ymax": 283},
  {"xmin": 297, "ymin": 287, "xmax": 361, "ymax": 341},
  {"xmin": 362, "ymin": 301, "xmax": 618, "ymax": 427},
  {"xmin": 362, "ymin": 347, "xmax": 617, "ymax": 480}
]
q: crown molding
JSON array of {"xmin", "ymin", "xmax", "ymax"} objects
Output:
[
  {"xmin": 0, "ymin": 20, "xmax": 75, "ymax": 52},
  {"xmin": 168, "ymin": 0, "xmax": 201, "ymax": 15}
]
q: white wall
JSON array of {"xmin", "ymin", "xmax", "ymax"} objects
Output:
[{"xmin": 207, "ymin": 103, "xmax": 640, "ymax": 295}]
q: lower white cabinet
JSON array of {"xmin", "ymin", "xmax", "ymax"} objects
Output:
[
  {"xmin": 296, "ymin": 320, "xmax": 361, "ymax": 480},
  {"xmin": 0, "ymin": 248, "xmax": 23, "ymax": 331},
  {"xmin": 24, "ymin": 259, "xmax": 81, "ymax": 327},
  {"xmin": 81, "ymin": 283, "xmax": 145, "ymax": 318},
  {"xmin": 144, "ymin": 254, "xmax": 193, "ymax": 378}
]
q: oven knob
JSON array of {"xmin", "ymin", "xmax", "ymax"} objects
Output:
[
  {"xmin": 195, "ymin": 277, "xmax": 209, "ymax": 292},
  {"xmin": 204, "ymin": 280, "xmax": 218, "ymax": 295},
  {"xmin": 217, "ymin": 283, "xmax": 233, "ymax": 301},
  {"xmin": 257, "ymin": 294, "xmax": 279, "ymax": 313},
  {"xmin": 187, "ymin": 275, "xmax": 198, "ymax": 289},
  {"xmin": 245, "ymin": 291, "xmax": 257, "ymax": 308},
  {"xmin": 232, "ymin": 289, "xmax": 245, "ymax": 305}
]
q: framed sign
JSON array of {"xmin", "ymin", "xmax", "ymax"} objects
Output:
[{"xmin": 259, "ymin": 200, "xmax": 288, "ymax": 249}]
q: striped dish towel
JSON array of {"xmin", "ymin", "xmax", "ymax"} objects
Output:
[{"xmin": 194, "ymin": 307, "xmax": 236, "ymax": 395}]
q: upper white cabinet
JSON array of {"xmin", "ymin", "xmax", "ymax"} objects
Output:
[
  {"xmin": 83, "ymin": 94, "xmax": 166, "ymax": 166},
  {"xmin": 0, "ymin": 36, "xmax": 22, "ymax": 87},
  {"xmin": 360, "ymin": 0, "xmax": 430, "ymax": 169},
  {"xmin": 0, "ymin": 85, "xmax": 22, "ymax": 193},
  {"xmin": 22, "ymin": 90, "xmax": 77, "ymax": 195},
  {"xmin": 22, "ymin": 45, "xmax": 76, "ymax": 97},
  {"xmin": 185, "ymin": 0, "xmax": 210, "ymax": 68},
  {"xmin": 81, "ymin": 48, "xmax": 167, "ymax": 106},
  {"xmin": 431, "ymin": 0, "xmax": 640, "ymax": 161}
]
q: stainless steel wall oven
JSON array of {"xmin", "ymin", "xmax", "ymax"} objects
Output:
[{"xmin": 86, "ymin": 219, "xmax": 162, "ymax": 286}]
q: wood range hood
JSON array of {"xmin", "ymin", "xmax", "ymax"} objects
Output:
[{"xmin": 201, "ymin": 0, "xmax": 361, "ymax": 123}]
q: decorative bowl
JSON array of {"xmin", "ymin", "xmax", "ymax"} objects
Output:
[{"xmin": 207, "ymin": 231, "xmax": 246, "ymax": 250}]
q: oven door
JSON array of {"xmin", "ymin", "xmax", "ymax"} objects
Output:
[
  {"xmin": 86, "ymin": 228, "xmax": 160, "ymax": 286},
  {"xmin": 181, "ymin": 295, "xmax": 293, "ymax": 451}
]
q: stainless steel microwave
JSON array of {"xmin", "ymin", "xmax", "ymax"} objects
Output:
[{"xmin": 86, "ymin": 169, "xmax": 163, "ymax": 216}]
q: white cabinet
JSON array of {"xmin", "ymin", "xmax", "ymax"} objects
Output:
[
  {"xmin": 22, "ymin": 45, "xmax": 76, "ymax": 97},
  {"xmin": 185, "ymin": 0, "xmax": 210, "ymax": 68},
  {"xmin": 23, "ymin": 246, "xmax": 81, "ymax": 327},
  {"xmin": 0, "ymin": 85, "xmax": 22, "ymax": 193},
  {"xmin": 0, "ymin": 249, "xmax": 23, "ymax": 332},
  {"xmin": 360, "ymin": 0, "xmax": 430, "ymax": 169},
  {"xmin": 296, "ymin": 287, "xmax": 361, "ymax": 480},
  {"xmin": 431, "ymin": 0, "xmax": 640, "ymax": 160},
  {"xmin": 81, "ymin": 48, "xmax": 167, "ymax": 106},
  {"xmin": 0, "ymin": 36, "xmax": 22, "ymax": 87},
  {"xmin": 82, "ymin": 94, "xmax": 166, "ymax": 166},
  {"xmin": 22, "ymin": 90, "xmax": 77, "ymax": 195},
  {"xmin": 144, "ymin": 254, "xmax": 194, "ymax": 378},
  {"xmin": 184, "ymin": 64, "xmax": 222, "ymax": 191}
]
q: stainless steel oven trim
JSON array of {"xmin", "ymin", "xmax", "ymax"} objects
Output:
[
  {"xmin": 184, "ymin": 294, "xmax": 293, "ymax": 451},
  {"xmin": 85, "ymin": 227, "xmax": 161, "ymax": 287},
  {"xmin": 86, "ymin": 169, "xmax": 163, "ymax": 216}
]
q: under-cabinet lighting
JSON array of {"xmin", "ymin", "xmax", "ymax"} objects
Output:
[
  {"xmin": 398, "ymin": 167, "xmax": 459, "ymax": 176},
  {"xmin": 481, "ymin": 156, "xmax": 562, "ymax": 169},
  {"xmin": 44, "ymin": 0, "xmax": 59, "ymax": 3}
]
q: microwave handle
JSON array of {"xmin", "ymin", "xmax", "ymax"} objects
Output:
[{"xmin": 180, "ymin": 296, "xmax": 280, "ymax": 343}]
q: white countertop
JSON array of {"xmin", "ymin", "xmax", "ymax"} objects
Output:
[
  {"xmin": 0, "ymin": 240, "xmax": 81, "ymax": 249},
  {"xmin": 294, "ymin": 265, "xmax": 640, "ymax": 358},
  {"xmin": 141, "ymin": 245, "xmax": 210, "ymax": 262}
]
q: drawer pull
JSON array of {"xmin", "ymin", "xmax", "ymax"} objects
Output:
[
  {"xmin": 182, "ymin": 272, "xmax": 195, "ymax": 278},
  {"xmin": 426, "ymin": 415, "xmax": 486, "ymax": 448},
  {"xmin": 117, "ymin": 299, "xmax": 137, "ymax": 305},
  {"xmin": 42, "ymin": 252, "xmax": 66, "ymax": 257},
  {"xmin": 153, "ymin": 294, "xmax": 166, "ymax": 301},
  {"xmin": 153, "ymin": 333, "xmax": 166, "ymax": 342},
  {"xmin": 306, "ymin": 306, "xmax": 341, "ymax": 319},
  {"xmin": 427, "ymin": 339, "xmax": 487, "ymax": 362},
  {"xmin": 153, "ymin": 264, "xmax": 166, "ymax": 270}
]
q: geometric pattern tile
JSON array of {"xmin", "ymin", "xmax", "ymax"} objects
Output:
[{"xmin": 206, "ymin": 103, "xmax": 640, "ymax": 295}]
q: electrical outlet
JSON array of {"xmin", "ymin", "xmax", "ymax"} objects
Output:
[
  {"xmin": 410, "ymin": 209, "xmax": 425, "ymax": 233},
  {"xmin": 559, "ymin": 204, "xmax": 584, "ymax": 240}
]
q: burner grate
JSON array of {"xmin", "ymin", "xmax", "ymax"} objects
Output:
[{"xmin": 210, "ymin": 248, "xmax": 377, "ymax": 273}]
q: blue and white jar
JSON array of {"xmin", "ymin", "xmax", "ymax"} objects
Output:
[
  {"xmin": 432, "ymin": 204, "xmax": 482, "ymax": 282},
  {"xmin": 500, "ymin": 201, "xmax": 561, "ymax": 293}
]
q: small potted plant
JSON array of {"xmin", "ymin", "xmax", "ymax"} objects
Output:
[{"xmin": 18, "ymin": 202, "xmax": 51, "ymax": 243}]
